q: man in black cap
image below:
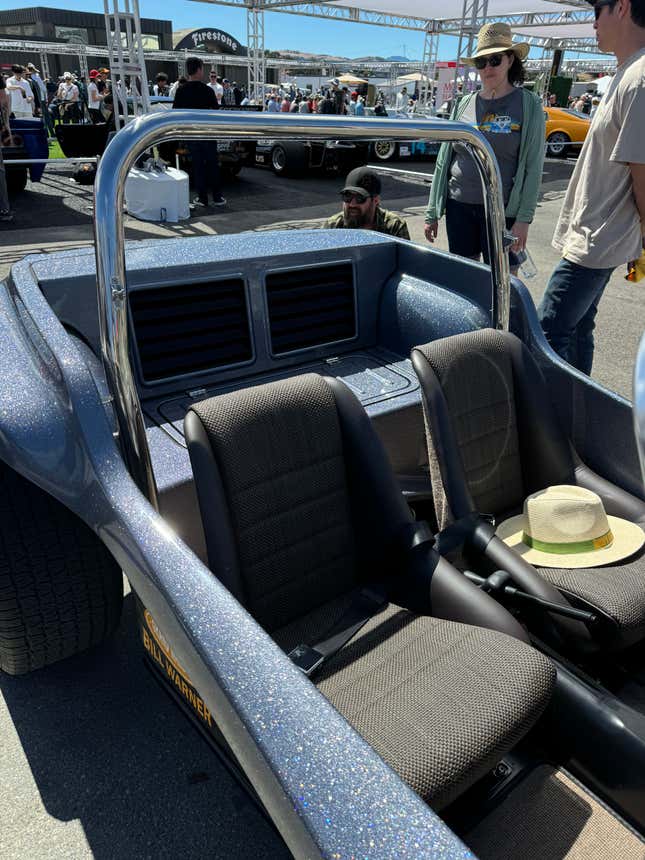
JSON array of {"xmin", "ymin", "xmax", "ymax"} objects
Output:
[{"xmin": 324, "ymin": 166, "xmax": 410, "ymax": 238}]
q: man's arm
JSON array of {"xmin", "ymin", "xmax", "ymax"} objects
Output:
[{"xmin": 630, "ymin": 163, "xmax": 645, "ymax": 244}]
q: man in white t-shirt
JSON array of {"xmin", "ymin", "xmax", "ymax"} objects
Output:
[
  {"xmin": 6, "ymin": 65, "xmax": 34, "ymax": 118},
  {"xmin": 395, "ymin": 86, "xmax": 408, "ymax": 112},
  {"xmin": 208, "ymin": 72, "xmax": 224, "ymax": 104},
  {"xmin": 538, "ymin": 0, "xmax": 645, "ymax": 374}
]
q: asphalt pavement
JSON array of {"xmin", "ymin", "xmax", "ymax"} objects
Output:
[{"xmin": 1, "ymin": 153, "xmax": 644, "ymax": 859}]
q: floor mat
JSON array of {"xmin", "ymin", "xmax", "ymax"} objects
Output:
[{"xmin": 465, "ymin": 765, "xmax": 645, "ymax": 860}]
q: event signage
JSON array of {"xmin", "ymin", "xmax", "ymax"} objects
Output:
[
  {"xmin": 174, "ymin": 28, "xmax": 244, "ymax": 55},
  {"xmin": 436, "ymin": 61, "xmax": 457, "ymax": 106}
]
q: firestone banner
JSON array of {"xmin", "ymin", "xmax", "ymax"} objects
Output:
[{"xmin": 174, "ymin": 28, "xmax": 245, "ymax": 55}]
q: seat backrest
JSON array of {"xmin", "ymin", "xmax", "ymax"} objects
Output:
[
  {"xmin": 185, "ymin": 373, "xmax": 414, "ymax": 633},
  {"xmin": 412, "ymin": 329, "xmax": 575, "ymax": 528}
]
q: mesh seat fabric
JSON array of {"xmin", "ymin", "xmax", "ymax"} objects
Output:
[
  {"xmin": 416, "ymin": 330, "xmax": 525, "ymax": 520},
  {"xmin": 539, "ymin": 550, "xmax": 645, "ymax": 634},
  {"xmin": 190, "ymin": 374, "xmax": 356, "ymax": 632},
  {"xmin": 415, "ymin": 330, "xmax": 645, "ymax": 642},
  {"xmin": 274, "ymin": 602, "xmax": 556, "ymax": 810}
]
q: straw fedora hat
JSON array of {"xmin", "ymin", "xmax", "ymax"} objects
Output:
[
  {"xmin": 462, "ymin": 23, "xmax": 530, "ymax": 65},
  {"xmin": 496, "ymin": 485, "xmax": 645, "ymax": 568}
]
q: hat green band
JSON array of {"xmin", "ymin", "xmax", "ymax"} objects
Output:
[{"xmin": 522, "ymin": 529, "xmax": 614, "ymax": 555}]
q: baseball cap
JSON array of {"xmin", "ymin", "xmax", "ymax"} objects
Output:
[
  {"xmin": 342, "ymin": 166, "xmax": 381, "ymax": 199},
  {"xmin": 26, "ymin": 62, "xmax": 39, "ymax": 72},
  {"xmin": 89, "ymin": 69, "xmax": 99, "ymax": 78}
]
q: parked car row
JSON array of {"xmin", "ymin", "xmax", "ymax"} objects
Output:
[{"xmin": 6, "ymin": 104, "xmax": 591, "ymax": 200}]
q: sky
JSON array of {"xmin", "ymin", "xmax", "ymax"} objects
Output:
[{"xmin": 0, "ymin": 0, "xmax": 606, "ymax": 61}]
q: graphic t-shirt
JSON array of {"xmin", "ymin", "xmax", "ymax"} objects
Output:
[{"xmin": 448, "ymin": 87, "xmax": 523, "ymax": 206}]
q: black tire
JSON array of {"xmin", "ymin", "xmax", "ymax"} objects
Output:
[
  {"xmin": 546, "ymin": 132, "xmax": 571, "ymax": 158},
  {"xmin": 371, "ymin": 140, "xmax": 398, "ymax": 162},
  {"xmin": 6, "ymin": 166, "xmax": 28, "ymax": 195},
  {"xmin": 0, "ymin": 463, "xmax": 123, "ymax": 675},
  {"xmin": 271, "ymin": 143, "xmax": 307, "ymax": 176}
]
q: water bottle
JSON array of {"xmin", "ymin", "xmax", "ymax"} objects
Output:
[{"xmin": 519, "ymin": 248, "xmax": 538, "ymax": 280}]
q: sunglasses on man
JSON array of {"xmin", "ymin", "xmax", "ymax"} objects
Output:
[
  {"xmin": 474, "ymin": 53, "xmax": 507, "ymax": 70},
  {"xmin": 594, "ymin": 0, "xmax": 617, "ymax": 18},
  {"xmin": 341, "ymin": 191, "xmax": 371, "ymax": 204}
]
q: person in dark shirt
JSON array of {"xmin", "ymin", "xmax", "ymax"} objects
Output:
[{"xmin": 172, "ymin": 56, "xmax": 225, "ymax": 207}]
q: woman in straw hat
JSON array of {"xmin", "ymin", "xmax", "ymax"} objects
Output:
[{"xmin": 424, "ymin": 23, "xmax": 545, "ymax": 273}]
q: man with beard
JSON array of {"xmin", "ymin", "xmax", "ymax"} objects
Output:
[{"xmin": 324, "ymin": 167, "xmax": 410, "ymax": 238}]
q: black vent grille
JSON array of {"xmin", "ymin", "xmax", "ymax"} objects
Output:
[
  {"xmin": 130, "ymin": 279, "xmax": 252, "ymax": 382},
  {"xmin": 266, "ymin": 263, "xmax": 356, "ymax": 355}
]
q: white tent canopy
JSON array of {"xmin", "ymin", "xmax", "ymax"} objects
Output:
[
  {"xmin": 327, "ymin": 0, "xmax": 586, "ymax": 16},
  {"xmin": 322, "ymin": 0, "xmax": 596, "ymax": 43}
]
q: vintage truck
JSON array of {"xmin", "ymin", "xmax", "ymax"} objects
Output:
[{"xmin": 2, "ymin": 111, "xmax": 645, "ymax": 859}]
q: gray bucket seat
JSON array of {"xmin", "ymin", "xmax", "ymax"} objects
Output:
[
  {"xmin": 412, "ymin": 328, "xmax": 645, "ymax": 654},
  {"xmin": 185, "ymin": 372, "xmax": 555, "ymax": 810}
]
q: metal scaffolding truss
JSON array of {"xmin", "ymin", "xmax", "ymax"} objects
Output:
[
  {"xmin": 430, "ymin": 8, "xmax": 594, "ymax": 33},
  {"xmin": 454, "ymin": 0, "xmax": 488, "ymax": 75},
  {"xmin": 193, "ymin": 0, "xmax": 596, "ymax": 35},
  {"xmin": 419, "ymin": 27, "xmax": 438, "ymax": 107},
  {"xmin": 190, "ymin": 0, "xmax": 431, "ymax": 31},
  {"xmin": 246, "ymin": 2, "xmax": 267, "ymax": 102},
  {"xmin": 104, "ymin": 0, "xmax": 150, "ymax": 129},
  {"xmin": 526, "ymin": 57, "xmax": 616, "ymax": 71},
  {"xmin": 0, "ymin": 37, "xmax": 434, "ymax": 74}
]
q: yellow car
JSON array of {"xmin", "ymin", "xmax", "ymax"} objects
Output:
[{"xmin": 544, "ymin": 106, "xmax": 591, "ymax": 157}]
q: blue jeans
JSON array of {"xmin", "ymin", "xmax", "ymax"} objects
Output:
[{"xmin": 538, "ymin": 258, "xmax": 614, "ymax": 375}]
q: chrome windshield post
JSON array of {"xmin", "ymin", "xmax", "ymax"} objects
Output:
[{"xmin": 633, "ymin": 331, "xmax": 645, "ymax": 483}]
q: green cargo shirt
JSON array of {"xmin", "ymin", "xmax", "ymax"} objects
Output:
[{"xmin": 325, "ymin": 207, "xmax": 410, "ymax": 239}]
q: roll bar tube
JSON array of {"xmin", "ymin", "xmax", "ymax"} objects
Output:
[
  {"xmin": 634, "ymin": 331, "xmax": 645, "ymax": 483},
  {"xmin": 94, "ymin": 111, "xmax": 509, "ymax": 501}
]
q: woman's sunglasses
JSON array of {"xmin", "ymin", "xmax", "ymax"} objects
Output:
[
  {"xmin": 594, "ymin": 0, "xmax": 616, "ymax": 18},
  {"xmin": 474, "ymin": 53, "xmax": 507, "ymax": 70}
]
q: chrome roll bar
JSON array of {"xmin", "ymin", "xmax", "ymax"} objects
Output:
[
  {"xmin": 634, "ymin": 331, "xmax": 645, "ymax": 484},
  {"xmin": 94, "ymin": 110, "xmax": 509, "ymax": 501}
]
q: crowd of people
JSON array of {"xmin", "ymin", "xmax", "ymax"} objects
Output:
[
  {"xmin": 0, "ymin": 64, "xmax": 114, "ymax": 135},
  {"xmin": 263, "ymin": 79, "xmax": 369, "ymax": 115},
  {"xmin": 544, "ymin": 88, "xmax": 603, "ymax": 117}
]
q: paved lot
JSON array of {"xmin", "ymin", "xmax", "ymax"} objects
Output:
[{"xmin": 1, "ymin": 153, "xmax": 644, "ymax": 859}]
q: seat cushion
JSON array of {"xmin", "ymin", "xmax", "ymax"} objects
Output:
[
  {"xmin": 274, "ymin": 602, "xmax": 556, "ymax": 810},
  {"xmin": 538, "ymin": 547, "xmax": 645, "ymax": 639},
  {"xmin": 190, "ymin": 374, "xmax": 357, "ymax": 631},
  {"xmin": 415, "ymin": 331, "xmax": 526, "ymax": 524}
]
